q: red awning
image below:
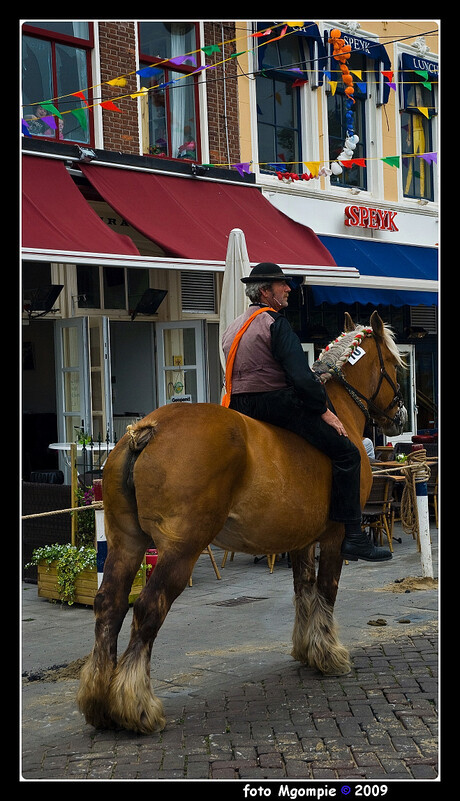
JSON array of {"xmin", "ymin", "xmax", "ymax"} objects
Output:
[
  {"xmin": 79, "ymin": 163, "xmax": 337, "ymax": 266},
  {"xmin": 22, "ymin": 155, "xmax": 140, "ymax": 256}
]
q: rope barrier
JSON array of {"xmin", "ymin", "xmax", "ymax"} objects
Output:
[
  {"xmin": 21, "ymin": 501, "xmax": 103, "ymax": 520},
  {"xmin": 22, "ymin": 455, "xmax": 435, "ymax": 542}
]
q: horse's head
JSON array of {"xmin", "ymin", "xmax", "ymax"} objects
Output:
[{"xmin": 314, "ymin": 311, "xmax": 408, "ymax": 436}]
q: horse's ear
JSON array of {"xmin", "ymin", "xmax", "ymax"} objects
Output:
[
  {"xmin": 370, "ymin": 310, "xmax": 385, "ymax": 339},
  {"xmin": 344, "ymin": 312, "xmax": 355, "ymax": 332}
]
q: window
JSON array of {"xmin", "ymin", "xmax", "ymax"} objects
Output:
[
  {"xmin": 77, "ymin": 266, "xmax": 150, "ymax": 312},
  {"xmin": 400, "ymin": 56, "xmax": 438, "ymax": 202},
  {"xmin": 255, "ymin": 25, "xmax": 312, "ymax": 175},
  {"xmin": 327, "ymin": 52, "xmax": 367, "ymax": 190},
  {"xmin": 22, "ymin": 22, "xmax": 93, "ymax": 144},
  {"xmin": 138, "ymin": 22, "xmax": 199, "ymax": 160}
]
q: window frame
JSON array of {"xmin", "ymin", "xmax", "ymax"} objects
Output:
[
  {"xmin": 137, "ymin": 22, "xmax": 201, "ymax": 162},
  {"xmin": 76, "ymin": 265, "xmax": 151, "ymax": 315},
  {"xmin": 22, "ymin": 22, "xmax": 94, "ymax": 145},
  {"xmin": 326, "ymin": 51, "xmax": 368, "ymax": 191},
  {"xmin": 253, "ymin": 24, "xmax": 317, "ymax": 177},
  {"xmin": 398, "ymin": 52, "xmax": 438, "ymax": 203}
]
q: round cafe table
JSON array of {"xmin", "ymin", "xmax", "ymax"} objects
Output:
[{"xmin": 48, "ymin": 442, "xmax": 116, "ymax": 469}]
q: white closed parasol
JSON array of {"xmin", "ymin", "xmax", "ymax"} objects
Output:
[{"xmin": 219, "ymin": 228, "xmax": 251, "ymax": 376}]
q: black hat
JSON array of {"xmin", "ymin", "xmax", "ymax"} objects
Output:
[{"xmin": 241, "ymin": 262, "xmax": 294, "ymax": 284}]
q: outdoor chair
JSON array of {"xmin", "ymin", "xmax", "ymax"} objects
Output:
[{"xmin": 361, "ymin": 475, "xmax": 396, "ymax": 551}]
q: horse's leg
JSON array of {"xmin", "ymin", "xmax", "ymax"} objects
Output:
[
  {"xmin": 77, "ymin": 504, "xmax": 150, "ymax": 729},
  {"xmin": 105, "ymin": 540, "xmax": 200, "ymax": 734},
  {"xmin": 291, "ymin": 524, "xmax": 351, "ymax": 676},
  {"xmin": 290, "ymin": 542, "xmax": 317, "ymax": 662}
]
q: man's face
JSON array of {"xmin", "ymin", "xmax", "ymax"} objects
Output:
[{"xmin": 261, "ymin": 280, "xmax": 291, "ymax": 310}]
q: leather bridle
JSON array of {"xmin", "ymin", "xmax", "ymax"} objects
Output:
[{"xmin": 328, "ymin": 337, "xmax": 405, "ymax": 428}]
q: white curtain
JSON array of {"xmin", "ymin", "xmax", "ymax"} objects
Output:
[{"xmin": 170, "ymin": 24, "xmax": 186, "ymax": 158}]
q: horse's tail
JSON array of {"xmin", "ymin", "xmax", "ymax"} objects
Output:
[
  {"xmin": 124, "ymin": 419, "xmax": 158, "ymax": 489},
  {"xmin": 127, "ymin": 420, "xmax": 158, "ymax": 452}
]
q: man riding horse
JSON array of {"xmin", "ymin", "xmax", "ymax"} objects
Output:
[{"xmin": 222, "ymin": 261, "xmax": 391, "ymax": 563}]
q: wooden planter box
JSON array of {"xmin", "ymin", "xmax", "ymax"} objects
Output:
[{"xmin": 37, "ymin": 562, "xmax": 145, "ymax": 606}]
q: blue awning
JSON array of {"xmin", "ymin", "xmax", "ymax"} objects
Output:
[
  {"xmin": 257, "ymin": 21, "xmax": 327, "ymax": 84},
  {"xmin": 399, "ymin": 52, "xmax": 438, "ymax": 110},
  {"xmin": 325, "ymin": 28, "xmax": 392, "ymax": 104},
  {"xmin": 313, "ymin": 236, "xmax": 438, "ymax": 307}
]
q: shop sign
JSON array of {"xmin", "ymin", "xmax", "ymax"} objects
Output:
[{"xmin": 344, "ymin": 204, "xmax": 399, "ymax": 232}]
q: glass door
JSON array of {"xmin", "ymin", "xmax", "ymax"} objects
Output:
[
  {"xmin": 385, "ymin": 344, "xmax": 417, "ymax": 444},
  {"xmin": 55, "ymin": 317, "xmax": 91, "ymax": 444},
  {"xmin": 156, "ymin": 320, "xmax": 206, "ymax": 407}
]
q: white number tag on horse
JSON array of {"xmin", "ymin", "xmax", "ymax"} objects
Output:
[{"xmin": 348, "ymin": 346, "xmax": 365, "ymax": 365}]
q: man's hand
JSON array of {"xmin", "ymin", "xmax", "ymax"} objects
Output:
[{"xmin": 321, "ymin": 408, "xmax": 348, "ymax": 436}]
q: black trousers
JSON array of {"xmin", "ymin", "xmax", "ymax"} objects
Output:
[{"xmin": 230, "ymin": 387, "xmax": 362, "ymax": 524}]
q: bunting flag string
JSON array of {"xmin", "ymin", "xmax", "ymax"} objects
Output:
[
  {"xmin": 21, "ymin": 20, "xmax": 437, "ymax": 116},
  {"xmin": 21, "ymin": 20, "xmax": 438, "ymax": 160}
]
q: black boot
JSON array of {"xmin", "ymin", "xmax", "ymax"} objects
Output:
[{"xmin": 341, "ymin": 522, "xmax": 392, "ymax": 562}]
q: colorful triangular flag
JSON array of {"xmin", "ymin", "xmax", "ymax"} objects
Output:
[
  {"xmin": 100, "ymin": 100, "xmax": 123, "ymax": 112},
  {"xmin": 417, "ymin": 107, "xmax": 430, "ymax": 118},
  {"xmin": 72, "ymin": 91, "xmax": 90, "ymax": 107},
  {"xmin": 303, "ymin": 161, "xmax": 320, "ymax": 178},
  {"xmin": 71, "ymin": 107, "xmax": 88, "ymax": 130},
  {"xmin": 419, "ymin": 152, "xmax": 437, "ymax": 164},
  {"xmin": 106, "ymin": 77, "xmax": 127, "ymax": 87},
  {"xmin": 381, "ymin": 70, "xmax": 394, "ymax": 82},
  {"xmin": 40, "ymin": 101, "xmax": 62, "ymax": 119},
  {"xmin": 130, "ymin": 87, "xmax": 149, "ymax": 98},
  {"xmin": 234, "ymin": 162, "xmax": 251, "ymax": 177},
  {"xmin": 170, "ymin": 54, "xmax": 197, "ymax": 66},
  {"xmin": 201, "ymin": 44, "xmax": 221, "ymax": 55},
  {"xmin": 381, "ymin": 156, "xmax": 400, "ymax": 168}
]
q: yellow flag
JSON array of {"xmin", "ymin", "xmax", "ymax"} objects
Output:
[
  {"xmin": 350, "ymin": 70, "xmax": 362, "ymax": 80},
  {"xmin": 330, "ymin": 81, "xmax": 337, "ymax": 96},
  {"xmin": 417, "ymin": 107, "xmax": 430, "ymax": 118},
  {"xmin": 285, "ymin": 21, "xmax": 304, "ymax": 27},
  {"xmin": 304, "ymin": 161, "xmax": 320, "ymax": 178},
  {"xmin": 107, "ymin": 77, "xmax": 127, "ymax": 87},
  {"xmin": 130, "ymin": 87, "xmax": 149, "ymax": 98}
]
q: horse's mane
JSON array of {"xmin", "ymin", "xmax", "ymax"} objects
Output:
[{"xmin": 312, "ymin": 323, "xmax": 403, "ymax": 384}]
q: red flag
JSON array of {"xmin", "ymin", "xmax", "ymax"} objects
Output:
[{"xmin": 100, "ymin": 100, "xmax": 123, "ymax": 112}]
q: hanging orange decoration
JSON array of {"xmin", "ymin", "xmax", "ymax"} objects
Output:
[{"xmin": 328, "ymin": 29, "xmax": 359, "ymax": 176}]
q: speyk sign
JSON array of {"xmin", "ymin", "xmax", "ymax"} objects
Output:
[{"xmin": 344, "ymin": 204, "xmax": 398, "ymax": 232}]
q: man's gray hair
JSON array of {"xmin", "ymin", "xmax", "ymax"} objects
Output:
[{"xmin": 245, "ymin": 281, "xmax": 273, "ymax": 304}]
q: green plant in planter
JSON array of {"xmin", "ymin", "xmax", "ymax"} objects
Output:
[
  {"xmin": 26, "ymin": 543, "xmax": 97, "ymax": 606},
  {"xmin": 75, "ymin": 485, "xmax": 96, "ymax": 549}
]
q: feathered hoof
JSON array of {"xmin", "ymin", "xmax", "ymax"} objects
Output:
[
  {"xmin": 77, "ymin": 654, "xmax": 118, "ymax": 730},
  {"xmin": 106, "ymin": 651, "xmax": 166, "ymax": 734},
  {"xmin": 291, "ymin": 644, "xmax": 351, "ymax": 677},
  {"xmin": 109, "ymin": 690, "xmax": 166, "ymax": 735}
]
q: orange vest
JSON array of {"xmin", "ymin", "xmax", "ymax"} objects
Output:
[{"xmin": 222, "ymin": 307, "xmax": 277, "ymax": 408}]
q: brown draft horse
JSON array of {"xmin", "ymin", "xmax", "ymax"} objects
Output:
[{"xmin": 77, "ymin": 311, "xmax": 407, "ymax": 734}]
